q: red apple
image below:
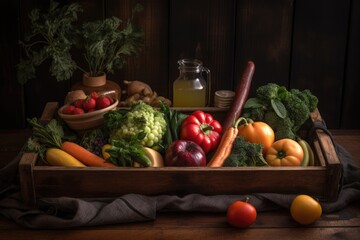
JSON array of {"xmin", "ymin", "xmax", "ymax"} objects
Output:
[{"xmin": 165, "ymin": 140, "xmax": 206, "ymax": 166}]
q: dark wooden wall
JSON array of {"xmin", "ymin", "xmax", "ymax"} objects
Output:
[{"xmin": 1, "ymin": 0, "xmax": 359, "ymax": 130}]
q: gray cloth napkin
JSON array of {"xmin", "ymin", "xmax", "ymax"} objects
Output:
[{"xmin": 0, "ymin": 137, "xmax": 359, "ymax": 229}]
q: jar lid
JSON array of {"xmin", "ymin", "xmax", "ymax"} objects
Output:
[
  {"xmin": 214, "ymin": 90, "xmax": 235, "ymax": 108},
  {"xmin": 215, "ymin": 90, "xmax": 235, "ymax": 98}
]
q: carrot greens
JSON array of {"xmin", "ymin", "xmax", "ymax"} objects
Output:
[{"xmin": 25, "ymin": 118, "xmax": 76, "ymax": 158}]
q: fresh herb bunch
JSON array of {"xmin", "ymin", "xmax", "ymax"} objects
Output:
[
  {"xmin": 25, "ymin": 118, "xmax": 76, "ymax": 159},
  {"xmin": 17, "ymin": 0, "xmax": 82, "ymax": 84},
  {"xmin": 78, "ymin": 5, "xmax": 144, "ymax": 77},
  {"xmin": 17, "ymin": 0, "xmax": 144, "ymax": 84}
]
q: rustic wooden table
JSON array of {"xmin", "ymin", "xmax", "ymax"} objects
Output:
[{"xmin": 0, "ymin": 129, "xmax": 359, "ymax": 240}]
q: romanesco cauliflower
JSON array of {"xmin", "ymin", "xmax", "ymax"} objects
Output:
[{"xmin": 107, "ymin": 101, "xmax": 167, "ymax": 148}]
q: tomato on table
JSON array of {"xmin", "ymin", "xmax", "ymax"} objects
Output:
[
  {"xmin": 290, "ymin": 194, "xmax": 322, "ymax": 225},
  {"xmin": 227, "ymin": 199, "xmax": 257, "ymax": 228}
]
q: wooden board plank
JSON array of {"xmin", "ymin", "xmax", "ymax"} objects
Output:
[
  {"xmin": 31, "ymin": 165, "xmax": 328, "ymax": 199},
  {"xmin": 206, "ymin": 0, "xmax": 236, "ymax": 105},
  {"xmin": 234, "ymin": 0, "xmax": 294, "ymax": 97},
  {"xmin": 105, "ymin": 0, "xmax": 170, "ymax": 99},
  {"xmin": 0, "ymin": 1, "xmax": 24, "ymax": 128},
  {"xmin": 0, "ymin": 226, "xmax": 359, "ymax": 240},
  {"xmin": 169, "ymin": 0, "xmax": 236, "ymax": 104},
  {"xmin": 290, "ymin": 0, "xmax": 350, "ymax": 128},
  {"xmin": 1, "ymin": 203, "xmax": 360, "ymax": 229},
  {"xmin": 19, "ymin": 152, "xmax": 37, "ymax": 205},
  {"xmin": 168, "ymin": 0, "xmax": 211, "ymax": 103},
  {"xmin": 341, "ymin": 0, "xmax": 360, "ymax": 128}
]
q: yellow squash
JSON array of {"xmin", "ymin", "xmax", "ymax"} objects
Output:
[
  {"xmin": 46, "ymin": 148, "xmax": 86, "ymax": 167},
  {"xmin": 133, "ymin": 147, "xmax": 164, "ymax": 167}
]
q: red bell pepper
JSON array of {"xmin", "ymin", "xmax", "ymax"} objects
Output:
[{"xmin": 179, "ymin": 110, "xmax": 222, "ymax": 154}]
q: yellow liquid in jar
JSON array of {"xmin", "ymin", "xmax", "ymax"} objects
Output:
[{"xmin": 173, "ymin": 79, "xmax": 206, "ymax": 107}]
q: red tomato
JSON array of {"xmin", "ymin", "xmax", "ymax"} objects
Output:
[
  {"xmin": 227, "ymin": 199, "xmax": 257, "ymax": 228},
  {"xmin": 237, "ymin": 118, "xmax": 275, "ymax": 155}
]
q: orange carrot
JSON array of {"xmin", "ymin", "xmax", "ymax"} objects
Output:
[
  {"xmin": 61, "ymin": 141, "xmax": 116, "ymax": 168},
  {"xmin": 207, "ymin": 118, "xmax": 242, "ymax": 167}
]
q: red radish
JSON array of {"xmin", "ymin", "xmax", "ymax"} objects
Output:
[
  {"xmin": 90, "ymin": 91, "xmax": 99, "ymax": 99},
  {"xmin": 73, "ymin": 99, "xmax": 85, "ymax": 108},
  {"xmin": 62, "ymin": 105, "xmax": 75, "ymax": 114},
  {"xmin": 96, "ymin": 96, "xmax": 111, "ymax": 109},
  {"xmin": 108, "ymin": 97, "xmax": 114, "ymax": 104},
  {"xmin": 73, "ymin": 107, "xmax": 85, "ymax": 115},
  {"xmin": 83, "ymin": 97, "xmax": 96, "ymax": 111}
]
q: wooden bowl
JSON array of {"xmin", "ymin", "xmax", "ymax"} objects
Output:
[{"xmin": 58, "ymin": 98, "xmax": 118, "ymax": 131}]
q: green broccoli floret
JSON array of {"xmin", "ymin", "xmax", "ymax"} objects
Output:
[
  {"xmin": 281, "ymin": 93, "xmax": 310, "ymax": 132},
  {"xmin": 223, "ymin": 136, "xmax": 268, "ymax": 167},
  {"xmin": 290, "ymin": 89, "xmax": 319, "ymax": 112},
  {"xmin": 242, "ymin": 97, "xmax": 267, "ymax": 121},
  {"xmin": 242, "ymin": 105, "xmax": 266, "ymax": 121},
  {"xmin": 256, "ymin": 83, "xmax": 287, "ymax": 102},
  {"xmin": 263, "ymin": 111, "xmax": 296, "ymax": 140},
  {"xmin": 243, "ymin": 83, "xmax": 319, "ymax": 140},
  {"xmin": 280, "ymin": 88, "xmax": 318, "ymax": 132},
  {"xmin": 255, "ymin": 83, "xmax": 289, "ymax": 119}
]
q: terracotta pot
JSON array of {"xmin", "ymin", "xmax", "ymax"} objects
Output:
[
  {"xmin": 82, "ymin": 73, "xmax": 107, "ymax": 87},
  {"xmin": 71, "ymin": 73, "xmax": 122, "ymax": 100}
]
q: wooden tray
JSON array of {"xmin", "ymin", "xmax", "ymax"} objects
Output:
[{"xmin": 19, "ymin": 102, "xmax": 342, "ymax": 205}]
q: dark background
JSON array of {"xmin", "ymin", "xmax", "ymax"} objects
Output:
[{"xmin": 1, "ymin": 0, "xmax": 359, "ymax": 129}]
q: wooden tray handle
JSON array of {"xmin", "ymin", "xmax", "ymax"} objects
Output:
[
  {"xmin": 19, "ymin": 152, "xmax": 38, "ymax": 206},
  {"xmin": 40, "ymin": 102, "xmax": 59, "ymax": 124}
]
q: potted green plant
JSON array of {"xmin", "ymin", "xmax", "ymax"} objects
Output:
[{"xmin": 17, "ymin": 0, "xmax": 144, "ymax": 99}]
